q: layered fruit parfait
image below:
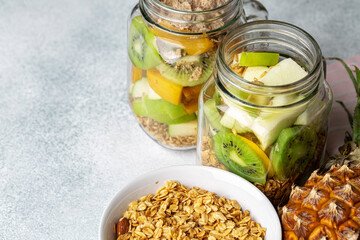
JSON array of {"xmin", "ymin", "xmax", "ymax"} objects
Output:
[
  {"xmin": 200, "ymin": 52, "xmax": 330, "ymax": 205},
  {"xmin": 128, "ymin": 0, "xmax": 229, "ymax": 149}
]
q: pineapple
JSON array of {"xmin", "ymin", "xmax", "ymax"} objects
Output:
[{"xmin": 281, "ymin": 58, "xmax": 360, "ymax": 239}]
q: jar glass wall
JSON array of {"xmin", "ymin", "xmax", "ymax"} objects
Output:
[
  {"xmin": 127, "ymin": 0, "xmax": 267, "ymax": 150},
  {"xmin": 197, "ymin": 21, "xmax": 333, "ymax": 206}
]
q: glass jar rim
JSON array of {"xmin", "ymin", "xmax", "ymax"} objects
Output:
[
  {"xmin": 139, "ymin": 0, "xmax": 242, "ymax": 36},
  {"xmin": 214, "ymin": 20, "xmax": 324, "ymax": 109},
  {"xmin": 151, "ymin": 0, "xmax": 236, "ymax": 14},
  {"xmin": 217, "ymin": 20, "xmax": 323, "ymax": 90}
]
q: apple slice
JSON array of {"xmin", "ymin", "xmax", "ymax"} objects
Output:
[
  {"xmin": 168, "ymin": 119, "xmax": 197, "ymax": 137},
  {"xmin": 131, "ymin": 77, "xmax": 161, "ymax": 99},
  {"xmin": 220, "ymin": 109, "xmax": 251, "ymax": 133},
  {"xmin": 260, "ymin": 58, "xmax": 308, "ymax": 86},
  {"xmin": 243, "ymin": 66, "xmax": 270, "ymax": 82},
  {"xmin": 294, "ymin": 97, "xmax": 326, "ymax": 130},
  {"xmin": 239, "ymin": 52, "xmax": 279, "ymax": 67},
  {"xmin": 252, "ymin": 103, "xmax": 307, "ymax": 150}
]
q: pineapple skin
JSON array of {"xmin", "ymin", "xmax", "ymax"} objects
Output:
[{"xmin": 281, "ymin": 163, "xmax": 360, "ymax": 239}]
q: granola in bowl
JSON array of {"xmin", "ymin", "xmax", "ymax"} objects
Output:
[
  {"xmin": 99, "ymin": 166, "xmax": 281, "ymax": 240},
  {"xmin": 115, "ymin": 181, "xmax": 266, "ymax": 239}
]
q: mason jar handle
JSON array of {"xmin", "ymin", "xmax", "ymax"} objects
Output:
[{"xmin": 243, "ymin": 0, "xmax": 268, "ymax": 22}]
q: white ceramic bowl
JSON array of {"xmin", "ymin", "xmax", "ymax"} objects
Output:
[{"xmin": 99, "ymin": 165, "xmax": 281, "ymax": 240}]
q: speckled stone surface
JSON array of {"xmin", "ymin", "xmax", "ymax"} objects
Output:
[{"xmin": 0, "ymin": 0, "xmax": 359, "ymax": 239}]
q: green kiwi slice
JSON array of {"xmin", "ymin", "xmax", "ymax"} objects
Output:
[
  {"xmin": 213, "ymin": 132, "xmax": 267, "ymax": 184},
  {"xmin": 270, "ymin": 126, "xmax": 318, "ymax": 180},
  {"xmin": 156, "ymin": 50, "xmax": 215, "ymax": 86},
  {"xmin": 128, "ymin": 16, "xmax": 162, "ymax": 69}
]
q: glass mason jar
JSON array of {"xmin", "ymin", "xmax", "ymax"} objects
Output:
[
  {"xmin": 197, "ymin": 21, "xmax": 333, "ymax": 206},
  {"xmin": 127, "ymin": 0, "xmax": 267, "ymax": 150}
]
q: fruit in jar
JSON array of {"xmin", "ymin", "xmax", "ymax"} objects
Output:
[
  {"xmin": 203, "ymin": 99, "xmax": 225, "ymax": 132},
  {"xmin": 133, "ymin": 97, "xmax": 196, "ymax": 124},
  {"xmin": 168, "ymin": 119, "xmax": 197, "ymax": 137},
  {"xmin": 280, "ymin": 58, "xmax": 360, "ymax": 239},
  {"xmin": 269, "ymin": 94, "xmax": 301, "ymax": 107},
  {"xmin": 250, "ymin": 95, "xmax": 308, "ymax": 150},
  {"xmin": 260, "ymin": 58, "xmax": 308, "ymax": 86},
  {"xmin": 294, "ymin": 97, "xmax": 326, "ymax": 128},
  {"xmin": 182, "ymin": 100, "xmax": 198, "ymax": 114},
  {"xmin": 157, "ymin": 52, "xmax": 215, "ymax": 87},
  {"xmin": 270, "ymin": 126, "xmax": 318, "ymax": 180},
  {"xmin": 128, "ymin": 16, "xmax": 163, "ymax": 70},
  {"xmin": 239, "ymin": 136, "xmax": 275, "ymax": 177},
  {"xmin": 220, "ymin": 96, "xmax": 258, "ymax": 127},
  {"xmin": 131, "ymin": 77, "xmax": 161, "ymax": 99},
  {"xmin": 213, "ymin": 131, "xmax": 267, "ymax": 184},
  {"xmin": 220, "ymin": 109, "xmax": 251, "ymax": 134},
  {"xmin": 131, "ymin": 77, "xmax": 150, "ymax": 98},
  {"xmin": 242, "ymin": 66, "xmax": 270, "ymax": 82},
  {"xmin": 239, "ymin": 52, "xmax": 279, "ymax": 67},
  {"xmin": 151, "ymin": 21, "xmax": 214, "ymax": 56},
  {"xmin": 132, "ymin": 100, "xmax": 148, "ymax": 116},
  {"xmin": 147, "ymin": 69, "xmax": 183, "ymax": 105},
  {"xmin": 132, "ymin": 66, "xmax": 143, "ymax": 83},
  {"xmin": 181, "ymin": 84, "xmax": 203, "ymax": 114}
]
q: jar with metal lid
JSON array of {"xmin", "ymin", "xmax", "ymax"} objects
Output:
[
  {"xmin": 127, "ymin": 0, "xmax": 267, "ymax": 150},
  {"xmin": 197, "ymin": 21, "xmax": 333, "ymax": 206}
]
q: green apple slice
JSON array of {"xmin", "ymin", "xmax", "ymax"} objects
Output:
[
  {"xmin": 203, "ymin": 99, "xmax": 225, "ymax": 132},
  {"xmin": 147, "ymin": 85, "xmax": 162, "ymax": 99},
  {"xmin": 134, "ymin": 97, "xmax": 195, "ymax": 124},
  {"xmin": 294, "ymin": 98, "xmax": 326, "ymax": 129},
  {"xmin": 269, "ymin": 94, "xmax": 302, "ymax": 107},
  {"xmin": 239, "ymin": 52, "xmax": 279, "ymax": 67},
  {"xmin": 133, "ymin": 100, "xmax": 148, "ymax": 116},
  {"xmin": 131, "ymin": 77, "xmax": 161, "ymax": 99},
  {"xmin": 220, "ymin": 111, "xmax": 236, "ymax": 129},
  {"xmin": 252, "ymin": 104, "xmax": 307, "ymax": 150},
  {"xmin": 222, "ymin": 107, "xmax": 255, "ymax": 130},
  {"xmin": 168, "ymin": 119, "xmax": 197, "ymax": 137},
  {"xmin": 131, "ymin": 78, "xmax": 149, "ymax": 98},
  {"xmin": 220, "ymin": 109, "xmax": 251, "ymax": 133},
  {"xmin": 243, "ymin": 66, "xmax": 270, "ymax": 82},
  {"xmin": 260, "ymin": 58, "xmax": 308, "ymax": 86}
]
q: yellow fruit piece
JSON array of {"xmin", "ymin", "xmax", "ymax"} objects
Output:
[
  {"xmin": 132, "ymin": 66, "xmax": 143, "ymax": 83},
  {"xmin": 151, "ymin": 22, "xmax": 214, "ymax": 56},
  {"xmin": 182, "ymin": 100, "xmax": 198, "ymax": 114},
  {"xmin": 181, "ymin": 84, "xmax": 203, "ymax": 114},
  {"xmin": 147, "ymin": 69, "xmax": 183, "ymax": 105},
  {"xmin": 238, "ymin": 136, "xmax": 275, "ymax": 177}
]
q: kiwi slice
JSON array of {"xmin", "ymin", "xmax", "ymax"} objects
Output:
[
  {"xmin": 213, "ymin": 132, "xmax": 267, "ymax": 184},
  {"xmin": 156, "ymin": 50, "xmax": 215, "ymax": 87},
  {"xmin": 128, "ymin": 16, "xmax": 162, "ymax": 70},
  {"xmin": 270, "ymin": 126, "xmax": 318, "ymax": 180}
]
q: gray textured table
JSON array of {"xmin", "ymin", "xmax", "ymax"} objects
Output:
[{"xmin": 0, "ymin": 0, "xmax": 359, "ymax": 239}]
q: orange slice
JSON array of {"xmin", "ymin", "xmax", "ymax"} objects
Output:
[
  {"xmin": 238, "ymin": 136, "xmax": 275, "ymax": 177},
  {"xmin": 147, "ymin": 69, "xmax": 183, "ymax": 105},
  {"xmin": 132, "ymin": 66, "xmax": 143, "ymax": 83},
  {"xmin": 151, "ymin": 22, "xmax": 214, "ymax": 56}
]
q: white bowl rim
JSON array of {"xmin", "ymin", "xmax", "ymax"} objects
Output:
[{"xmin": 99, "ymin": 164, "xmax": 281, "ymax": 240}]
